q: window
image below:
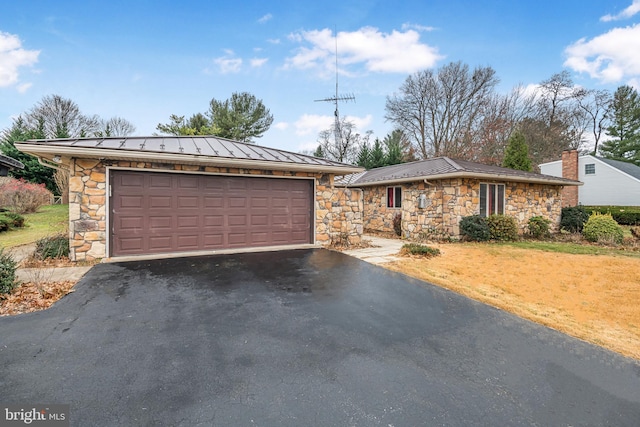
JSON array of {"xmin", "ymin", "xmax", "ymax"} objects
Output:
[
  {"xmin": 387, "ymin": 186, "xmax": 402, "ymax": 208},
  {"xmin": 585, "ymin": 164, "xmax": 595, "ymax": 175},
  {"xmin": 479, "ymin": 183, "xmax": 505, "ymax": 217}
]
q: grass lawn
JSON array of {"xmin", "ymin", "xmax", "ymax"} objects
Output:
[
  {"xmin": 387, "ymin": 240, "xmax": 640, "ymax": 360},
  {"xmin": 0, "ymin": 204, "xmax": 68, "ymax": 248}
]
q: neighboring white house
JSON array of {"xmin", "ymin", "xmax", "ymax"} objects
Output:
[{"xmin": 540, "ymin": 152, "xmax": 640, "ymax": 206}]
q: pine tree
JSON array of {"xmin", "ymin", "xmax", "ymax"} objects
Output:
[
  {"xmin": 502, "ymin": 130, "xmax": 532, "ymax": 171},
  {"xmin": 600, "ymin": 85, "xmax": 640, "ymax": 166}
]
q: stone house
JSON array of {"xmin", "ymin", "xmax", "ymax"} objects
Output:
[
  {"xmin": 16, "ymin": 136, "xmax": 363, "ymax": 262},
  {"xmin": 339, "ymin": 157, "xmax": 581, "ymax": 239}
]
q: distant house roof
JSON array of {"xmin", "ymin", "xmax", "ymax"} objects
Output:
[
  {"xmin": 340, "ymin": 157, "xmax": 581, "ymax": 187},
  {"xmin": 0, "ymin": 154, "xmax": 24, "ymax": 172},
  {"xmin": 597, "ymin": 157, "xmax": 640, "ymax": 181},
  {"xmin": 14, "ymin": 136, "xmax": 363, "ymax": 174}
]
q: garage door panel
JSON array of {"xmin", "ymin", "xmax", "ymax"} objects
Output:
[{"xmin": 111, "ymin": 171, "xmax": 312, "ymax": 256}]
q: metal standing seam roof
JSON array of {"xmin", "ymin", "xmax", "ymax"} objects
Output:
[
  {"xmin": 341, "ymin": 157, "xmax": 581, "ymax": 186},
  {"xmin": 14, "ymin": 136, "xmax": 363, "ymax": 173},
  {"xmin": 0, "ymin": 154, "xmax": 24, "ymax": 170}
]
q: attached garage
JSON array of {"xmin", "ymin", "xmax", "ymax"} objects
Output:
[
  {"xmin": 15, "ymin": 136, "xmax": 364, "ymax": 261},
  {"xmin": 110, "ymin": 170, "xmax": 313, "ymax": 256}
]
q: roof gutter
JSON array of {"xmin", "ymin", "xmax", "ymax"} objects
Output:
[
  {"xmin": 15, "ymin": 143, "xmax": 364, "ymax": 174},
  {"xmin": 347, "ymin": 171, "xmax": 582, "ymax": 187}
]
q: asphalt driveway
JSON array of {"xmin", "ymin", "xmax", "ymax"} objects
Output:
[{"xmin": 1, "ymin": 249, "xmax": 639, "ymax": 426}]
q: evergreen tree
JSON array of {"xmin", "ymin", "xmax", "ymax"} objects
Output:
[
  {"xmin": 355, "ymin": 142, "xmax": 371, "ymax": 169},
  {"xmin": 383, "ymin": 129, "xmax": 406, "ymax": 165},
  {"xmin": 600, "ymin": 85, "xmax": 640, "ymax": 166},
  {"xmin": 502, "ymin": 130, "xmax": 532, "ymax": 171},
  {"xmin": 369, "ymin": 138, "xmax": 386, "ymax": 168}
]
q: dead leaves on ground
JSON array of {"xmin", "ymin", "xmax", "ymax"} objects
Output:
[{"xmin": 0, "ymin": 281, "xmax": 75, "ymax": 316}]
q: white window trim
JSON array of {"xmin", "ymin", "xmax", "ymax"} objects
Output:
[{"xmin": 386, "ymin": 186, "xmax": 402, "ymax": 208}]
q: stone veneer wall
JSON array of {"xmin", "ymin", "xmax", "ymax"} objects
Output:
[
  {"xmin": 68, "ymin": 159, "xmax": 362, "ymax": 261},
  {"xmin": 362, "ymin": 178, "xmax": 561, "ymax": 239}
]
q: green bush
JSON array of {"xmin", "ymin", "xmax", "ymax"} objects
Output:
[
  {"xmin": 34, "ymin": 234, "xmax": 70, "ymax": 259},
  {"xmin": 528, "ymin": 216, "xmax": 551, "ymax": 238},
  {"xmin": 460, "ymin": 215, "xmax": 491, "ymax": 241},
  {"xmin": 0, "ymin": 212, "xmax": 25, "ymax": 228},
  {"xmin": 486, "ymin": 214, "xmax": 519, "ymax": 241},
  {"xmin": 582, "ymin": 213, "xmax": 624, "ymax": 244},
  {"xmin": 0, "ymin": 217, "xmax": 9, "ymax": 233},
  {"xmin": 583, "ymin": 206, "xmax": 640, "ymax": 226},
  {"xmin": 401, "ymin": 243, "xmax": 441, "ymax": 257},
  {"xmin": 0, "ymin": 248, "xmax": 19, "ymax": 295},
  {"xmin": 560, "ymin": 206, "xmax": 589, "ymax": 233},
  {"xmin": 393, "ymin": 213, "xmax": 402, "ymax": 236}
]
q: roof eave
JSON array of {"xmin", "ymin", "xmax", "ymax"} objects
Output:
[
  {"xmin": 15, "ymin": 143, "xmax": 364, "ymax": 174},
  {"xmin": 347, "ymin": 171, "xmax": 582, "ymax": 187}
]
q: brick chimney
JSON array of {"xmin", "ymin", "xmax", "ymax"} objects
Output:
[{"xmin": 561, "ymin": 149, "xmax": 579, "ymax": 207}]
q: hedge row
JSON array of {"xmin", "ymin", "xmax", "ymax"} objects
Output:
[{"xmin": 582, "ymin": 206, "xmax": 640, "ymax": 225}]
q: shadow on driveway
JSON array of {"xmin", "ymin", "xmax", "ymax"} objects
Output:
[{"xmin": 1, "ymin": 249, "xmax": 639, "ymax": 426}]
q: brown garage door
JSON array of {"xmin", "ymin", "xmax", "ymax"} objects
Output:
[{"xmin": 110, "ymin": 170, "xmax": 313, "ymax": 256}]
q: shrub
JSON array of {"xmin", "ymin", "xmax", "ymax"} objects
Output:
[
  {"xmin": 0, "ymin": 248, "xmax": 19, "ymax": 295},
  {"xmin": 401, "ymin": 243, "xmax": 441, "ymax": 257},
  {"xmin": 0, "ymin": 178, "xmax": 52, "ymax": 214},
  {"xmin": 0, "ymin": 212, "xmax": 25, "ymax": 228},
  {"xmin": 0, "ymin": 217, "xmax": 9, "ymax": 233},
  {"xmin": 486, "ymin": 214, "xmax": 519, "ymax": 241},
  {"xmin": 460, "ymin": 215, "xmax": 490, "ymax": 241},
  {"xmin": 560, "ymin": 206, "xmax": 589, "ymax": 233},
  {"xmin": 583, "ymin": 206, "xmax": 640, "ymax": 226},
  {"xmin": 582, "ymin": 213, "xmax": 624, "ymax": 244},
  {"xmin": 34, "ymin": 234, "xmax": 70, "ymax": 260},
  {"xmin": 528, "ymin": 216, "xmax": 551, "ymax": 238},
  {"xmin": 631, "ymin": 226, "xmax": 640, "ymax": 240},
  {"xmin": 393, "ymin": 213, "xmax": 402, "ymax": 236}
]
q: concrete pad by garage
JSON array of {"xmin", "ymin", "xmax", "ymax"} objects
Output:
[
  {"xmin": 16, "ymin": 266, "xmax": 93, "ymax": 283},
  {"xmin": 342, "ymin": 235, "xmax": 405, "ymax": 264}
]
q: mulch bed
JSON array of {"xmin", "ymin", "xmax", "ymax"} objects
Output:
[{"xmin": 0, "ymin": 280, "xmax": 76, "ymax": 316}]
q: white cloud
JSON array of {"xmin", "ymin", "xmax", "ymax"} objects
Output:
[
  {"xmin": 274, "ymin": 121, "xmax": 289, "ymax": 130},
  {"xmin": 564, "ymin": 24, "xmax": 640, "ymax": 84},
  {"xmin": 285, "ymin": 27, "xmax": 442, "ymax": 75},
  {"xmin": 293, "ymin": 113, "xmax": 373, "ymax": 136},
  {"xmin": 16, "ymin": 82, "xmax": 32, "ymax": 93},
  {"xmin": 267, "ymin": 38, "xmax": 281, "ymax": 44},
  {"xmin": 601, "ymin": 0, "xmax": 640, "ymax": 21},
  {"xmin": 258, "ymin": 13, "xmax": 273, "ymax": 24},
  {"xmin": 213, "ymin": 51, "xmax": 243, "ymax": 74},
  {"xmin": 294, "ymin": 114, "xmax": 334, "ymax": 135},
  {"xmin": 250, "ymin": 57, "xmax": 268, "ymax": 68},
  {"xmin": 401, "ymin": 23, "xmax": 436, "ymax": 32},
  {"xmin": 0, "ymin": 31, "xmax": 39, "ymax": 89}
]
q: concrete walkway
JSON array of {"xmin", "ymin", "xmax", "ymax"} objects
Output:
[
  {"xmin": 5, "ymin": 244, "xmax": 93, "ymax": 284},
  {"xmin": 342, "ymin": 235, "xmax": 405, "ymax": 264}
]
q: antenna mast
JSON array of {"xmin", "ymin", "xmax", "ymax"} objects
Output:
[{"xmin": 314, "ymin": 28, "xmax": 355, "ymax": 146}]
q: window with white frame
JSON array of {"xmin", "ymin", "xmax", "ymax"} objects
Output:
[
  {"xmin": 479, "ymin": 183, "xmax": 505, "ymax": 217},
  {"xmin": 386, "ymin": 186, "xmax": 402, "ymax": 208},
  {"xmin": 585, "ymin": 164, "xmax": 595, "ymax": 175}
]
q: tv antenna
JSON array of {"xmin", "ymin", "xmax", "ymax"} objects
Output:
[{"xmin": 314, "ymin": 28, "xmax": 355, "ymax": 145}]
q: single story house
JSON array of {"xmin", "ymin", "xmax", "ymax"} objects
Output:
[
  {"xmin": 340, "ymin": 157, "xmax": 581, "ymax": 239},
  {"xmin": 16, "ymin": 136, "xmax": 363, "ymax": 262},
  {"xmin": 0, "ymin": 153, "xmax": 24, "ymax": 176},
  {"xmin": 539, "ymin": 150, "xmax": 640, "ymax": 207}
]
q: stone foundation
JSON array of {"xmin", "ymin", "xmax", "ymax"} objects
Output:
[{"xmin": 68, "ymin": 159, "xmax": 362, "ymax": 261}]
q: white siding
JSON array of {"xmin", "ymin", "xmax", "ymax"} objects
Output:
[{"xmin": 540, "ymin": 156, "xmax": 640, "ymax": 206}]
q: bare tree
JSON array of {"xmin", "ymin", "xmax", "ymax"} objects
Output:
[
  {"xmin": 385, "ymin": 61, "xmax": 500, "ymax": 159},
  {"xmin": 473, "ymin": 85, "xmax": 537, "ymax": 165},
  {"xmin": 576, "ymin": 89, "xmax": 612, "ymax": 155},
  {"xmin": 518, "ymin": 71, "xmax": 591, "ymax": 166},
  {"xmin": 24, "ymin": 95, "xmax": 101, "ymax": 138},
  {"xmin": 316, "ymin": 118, "xmax": 371, "ymax": 164},
  {"xmin": 97, "ymin": 116, "xmax": 137, "ymax": 137}
]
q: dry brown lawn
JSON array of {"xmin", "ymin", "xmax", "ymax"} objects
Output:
[{"xmin": 387, "ymin": 243, "xmax": 640, "ymax": 360}]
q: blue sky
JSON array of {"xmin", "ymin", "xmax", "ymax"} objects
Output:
[{"xmin": 2, "ymin": 0, "xmax": 640, "ymax": 153}]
